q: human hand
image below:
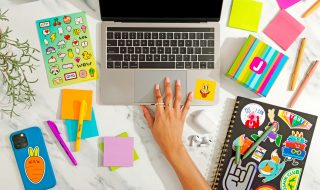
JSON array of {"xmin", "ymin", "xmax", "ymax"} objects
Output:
[{"xmin": 141, "ymin": 77, "xmax": 193, "ymax": 159}]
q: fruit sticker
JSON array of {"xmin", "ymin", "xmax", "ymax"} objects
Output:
[
  {"xmin": 25, "ymin": 146, "xmax": 45, "ymax": 184},
  {"xmin": 241, "ymin": 103, "xmax": 265, "ymax": 128},
  {"xmin": 194, "ymin": 79, "xmax": 216, "ymax": 101},
  {"xmin": 36, "ymin": 12, "xmax": 98, "ymax": 88},
  {"xmin": 280, "ymin": 168, "xmax": 302, "ymax": 190},
  {"xmin": 278, "ymin": 110, "xmax": 312, "ymax": 130},
  {"xmin": 282, "ymin": 131, "xmax": 307, "ymax": 166},
  {"xmin": 258, "ymin": 150, "xmax": 286, "ymax": 183}
]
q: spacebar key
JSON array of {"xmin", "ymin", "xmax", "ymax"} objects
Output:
[{"xmin": 139, "ymin": 62, "xmax": 175, "ymax": 69}]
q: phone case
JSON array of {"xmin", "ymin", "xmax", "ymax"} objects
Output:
[{"xmin": 10, "ymin": 127, "xmax": 56, "ymax": 190}]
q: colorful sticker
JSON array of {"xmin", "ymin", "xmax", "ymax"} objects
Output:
[
  {"xmin": 280, "ymin": 168, "xmax": 302, "ymax": 190},
  {"xmin": 282, "ymin": 131, "xmax": 307, "ymax": 166},
  {"xmin": 278, "ymin": 110, "xmax": 312, "ymax": 130},
  {"xmin": 256, "ymin": 185, "xmax": 277, "ymax": 190},
  {"xmin": 232, "ymin": 134, "xmax": 254, "ymax": 155},
  {"xmin": 251, "ymin": 122, "xmax": 283, "ymax": 147},
  {"xmin": 222, "ymin": 157, "xmax": 257, "ymax": 190},
  {"xmin": 258, "ymin": 150, "xmax": 285, "ymax": 183},
  {"xmin": 194, "ymin": 79, "xmax": 216, "ymax": 101},
  {"xmin": 251, "ymin": 146, "xmax": 267, "ymax": 162},
  {"xmin": 24, "ymin": 146, "xmax": 45, "ymax": 184},
  {"xmin": 36, "ymin": 12, "xmax": 98, "ymax": 88},
  {"xmin": 241, "ymin": 103, "xmax": 265, "ymax": 128}
]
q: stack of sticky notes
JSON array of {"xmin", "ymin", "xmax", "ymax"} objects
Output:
[
  {"xmin": 100, "ymin": 132, "xmax": 139, "ymax": 171},
  {"xmin": 228, "ymin": 0, "xmax": 263, "ymax": 32},
  {"xmin": 226, "ymin": 35, "xmax": 289, "ymax": 97},
  {"xmin": 61, "ymin": 89, "xmax": 99, "ymax": 141}
]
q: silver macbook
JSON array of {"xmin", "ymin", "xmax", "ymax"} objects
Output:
[{"xmin": 99, "ymin": 0, "xmax": 223, "ymax": 105}]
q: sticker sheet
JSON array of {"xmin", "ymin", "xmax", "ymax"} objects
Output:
[{"xmin": 36, "ymin": 12, "xmax": 98, "ymax": 88}]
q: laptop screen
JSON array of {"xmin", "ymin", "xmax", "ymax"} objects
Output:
[{"xmin": 99, "ymin": 0, "xmax": 224, "ymax": 22}]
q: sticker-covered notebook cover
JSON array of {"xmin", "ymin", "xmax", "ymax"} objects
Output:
[
  {"xmin": 36, "ymin": 12, "xmax": 98, "ymax": 88},
  {"xmin": 213, "ymin": 96, "xmax": 317, "ymax": 190}
]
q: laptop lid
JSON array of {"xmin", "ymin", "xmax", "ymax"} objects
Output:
[{"xmin": 99, "ymin": 0, "xmax": 224, "ymax": 22}]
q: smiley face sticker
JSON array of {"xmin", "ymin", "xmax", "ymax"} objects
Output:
[{"xmin": 194, "ymin": 79, "xmax": 216, "ymax": 101}]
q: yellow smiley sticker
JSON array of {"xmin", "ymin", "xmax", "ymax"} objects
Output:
[{"xmin": 194, "ymin": 79, "xmax": 216, "ymax": 101}]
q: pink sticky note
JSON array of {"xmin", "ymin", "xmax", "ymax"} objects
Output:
[
  {"xmin": 277, "ymin": 0, "xmax": 301, "ymax": 9},
  {"xmin": 264, "ymin": 10, "xmax": 304, "ymax": 50},
  {"xmin": 103, "ymin": 137, "xmax": 134, "ymax": 167}
]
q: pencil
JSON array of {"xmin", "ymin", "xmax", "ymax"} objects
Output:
[
  {"xmin": 242, "ymin": 123, "xmax": 275, "ymax": 159},
  {"xmin": 290, "ymin": 38, "xmax": 307, "ymax": 91},
  {"xmin": 289, "ymin": 61, "xmax": 319, "ymax": 108},
  {"xmin": 302, "ymin": 1, "xmax": 320, "ymax": 18}
]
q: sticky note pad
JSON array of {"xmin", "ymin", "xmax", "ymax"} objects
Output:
[
  {"xmin": 99, "ymin": 132, "xmax": 139, "ymax": 171},
  {"xmin": 264, "ymin": 10, "xmax": 305, "ymax": 50},
  {"xmin": 277, "ymin": 0, "xmax": 301, "ymax": 9},
  {"xmin": 61, "ymin": 89, "xmax": 93, "ymax": 120},
  {"xmin": 228, "ymin": 0, "xmax": 263, "ymax": 32},
  {"xmin": 194, "ymin": 79, "xmax": 216, "ymax": 101},
  {"xmin": 103, "ymin": 137, "xmax": 134, "ymax": 167},
  {"xmin": 65, "ymin": 109, "xmax": 99, "ymax": 141}
]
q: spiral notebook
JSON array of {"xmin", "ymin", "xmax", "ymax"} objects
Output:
[{"xmin": 211, "ymin": 96, "xmax": 318, "ymax": 190}]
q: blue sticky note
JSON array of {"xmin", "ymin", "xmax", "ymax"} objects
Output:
[{"xmin": 65, "ymin": 109, "xmax": 99, "ymax": 142}]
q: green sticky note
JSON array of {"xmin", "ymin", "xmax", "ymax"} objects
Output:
[
  {"xmin": 99, "ymin": 132, "xmax": 139, "ymax": 171},
  {"xmin": 228, "ymin": 0, "xmax": 263, "ymax": 32}
]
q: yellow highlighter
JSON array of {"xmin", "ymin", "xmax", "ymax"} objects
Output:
[{"xmin": 75, "ymin": 100, "xmax": 87, "ymax": 152}]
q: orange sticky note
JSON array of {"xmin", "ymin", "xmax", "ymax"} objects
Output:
[
  {"xmin": 194, "ymin": 79, "xmax": 216, "ymax": 101},
  {"xmin": 61, "ymin": 89, "xmax": 93, "ymax": 120}
]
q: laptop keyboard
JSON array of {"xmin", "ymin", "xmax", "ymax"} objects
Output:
[{"xmin": 106, "ymin": 28, "xmax": 215, "ymax": 69}]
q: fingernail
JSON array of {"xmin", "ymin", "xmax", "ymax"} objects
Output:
[
  {"xmin": 155, "ymin": 84, "xmax": 160, "ymax": 89},
  {"xmin": 189, "ymin": 92, "xmax": 194, "ymax": 98},
  {"xmin": 176, "ymin": 80, "xmax": 181, "ymax": 86},
  {"xmin": 165, "ymin": 77, "xmax": 170, "ymax": 83}
]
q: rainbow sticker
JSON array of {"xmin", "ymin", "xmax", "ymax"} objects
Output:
[{"xmin": 278, "ymin": 110, "xmax": 312, "ymax": 130}]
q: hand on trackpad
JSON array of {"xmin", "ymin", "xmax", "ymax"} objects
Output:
[{"xmin": 134, "ymin": 70, "xmax": 187, "ymax": 104}]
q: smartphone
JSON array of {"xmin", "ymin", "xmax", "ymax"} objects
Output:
[{"xmin": 10, "ymin": 127, "xmax": 56, "ymax": 190}]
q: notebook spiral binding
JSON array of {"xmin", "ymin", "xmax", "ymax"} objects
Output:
[{"xmin": 210, "ymin": 100, "xmax": 240, "ymax": 189}]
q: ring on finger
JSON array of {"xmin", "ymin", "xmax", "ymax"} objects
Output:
[{"xmin": 155, "ymin": 103, "xmax": 164, "ymax": 107}]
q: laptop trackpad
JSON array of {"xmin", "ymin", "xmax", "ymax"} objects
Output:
[{"xmin": 134, "ymin": 70, "xmax": 187, "ymax": 104}]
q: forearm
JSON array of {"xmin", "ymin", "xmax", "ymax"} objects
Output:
[{"xmin": 166, "ymin": 145, "xmax": 211, "ymax": 190}]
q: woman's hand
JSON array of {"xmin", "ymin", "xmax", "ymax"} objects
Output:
[{"xmin": 141, "ymin": 77, "xmax": 193, "ymax": 158}]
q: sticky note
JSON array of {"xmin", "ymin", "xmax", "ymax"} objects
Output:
[
  {"xmin": 36, "ymin": 12, "xmax": 98, "ymax": 88},
  {"xmin": 277, "ymin": 0, "xmax": 301, "ymax": 9},
  {"xmin": 194, "ymin": 80, "xmax": 216, "ymax": 101},
  {"xmin": 61, "ymin": 89, "xmax": 93, "ymax": 120},
  {"xmin": 99, "ymin": 132, "xmax": 139, "ymax": 171},
  {"xmin": 264, "ymin": 10, "xmax": 305, "ymax": 50},
  {"xmin": 103, "ymin": 136, "xmax": 134, "ymax": 167},
  {"xmin": 65, "ymin": 109, "xmax": 99, "ymax": 141},
  {"xmin": 228, "ymin": 0, "xmax": 263, "ymax": 32}
]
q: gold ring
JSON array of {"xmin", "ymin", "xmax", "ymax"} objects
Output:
[
  {"xmin": 155, "ymin": 103, "xmax": 164, "ymax": 106},
  {"xmin": 166, "ymin": 102, "xmax": 173, "ymax": 107}
]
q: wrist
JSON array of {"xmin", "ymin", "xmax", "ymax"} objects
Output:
[{"xmin": 165, "ymin": 143, "xmax": 187, "ymax": 164}]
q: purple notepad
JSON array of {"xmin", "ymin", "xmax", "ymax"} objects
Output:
[{"xmin": 103, "ymin": 137, "xmax": 134, "ymax": 167}]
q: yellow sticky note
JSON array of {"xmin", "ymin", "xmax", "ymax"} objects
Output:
[
  {"xmin": 228, "ymin": 0, "xmax": 263, "ymax": 32},
  {"xmin": 194, "ymin": 80, "xmax": 216, "ymax": 101},
  {"xmin": 61, "ymin": 89, "xmax": 93, "ymax": 120}
]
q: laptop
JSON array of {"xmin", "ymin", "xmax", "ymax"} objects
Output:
[{"xmin": 99, "ymin": 0, "xmax": 223, "ymax": 105}]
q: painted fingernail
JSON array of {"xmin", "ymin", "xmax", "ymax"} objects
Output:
[
  {"xmin": 165, "ymin": 77, "xmax": 170, "ymax": 82},
  {"xmin": 176, "ymin": 80, "xmax": 181, "ymax": 86},
  {"xmin": 155, "ymin": 84, "xmax": 160, "ymax": 89}
]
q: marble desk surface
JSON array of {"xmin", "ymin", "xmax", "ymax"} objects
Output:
[{"xmin": 1, "ymin": 0, "xmax": 320, "ymax": 189}]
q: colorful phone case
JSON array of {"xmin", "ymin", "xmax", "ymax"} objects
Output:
[{"xmin": 10, "ymin": 127, "xmax": 56, "ymax": 190}]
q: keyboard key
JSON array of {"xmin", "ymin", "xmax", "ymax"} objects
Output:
[
  {"xmin": 193, "ymin": 40, "xmax": 199, "ymax": 47},
  {"xmin": 107, "ymin": 54, "xmax": 123, "ymax": 61},
  {"xmin": 202, "ymin": 48, "xmax": 214, "ymax": 54},
  {"xmin": 189, "ymin": 33, "xmax": 195, "ymax": 39},
  {"xmin": 148, "ymin": 40, "xmax": 155, "ymax": 46},
  {"xmin": 170, "ymin": 40, "xmax": 177, "ymax": 46},
  {"xmin": 122, "ymin": 32, "xmax": 128, "ymax": 39},
  {"xmin": 163, "ymin": 40, "xmax": 169, "ymax": 46},
  {"xmin": 107, "ymin": 32, "xmax": 113, "ymax": 39},
  {"xmin": 176, "ymin": 55, "xmax": 182, "ymax": 61},
  {"xmin": 131, "ymin": 54, "xmax": 138, "ymax": 61},
  {"xmin": 139, "ymin": 54, "xmax": 145, "ymax": 61},
  {"xmin": 159, "ymin": 33, "xmax": 166, "ymax": 39},
  {"xmin": 139, "ymin": 62, "xmax": 175, "ymax": 69},
  {"xmin": 157, "ymin": 47, "xmax": 164, "ymax": 54},
  {"xmin": 167, "ymin": 33, "xmax": 173, "ymax": 39},
  {"xmin": 107, "ymin": 40, "xmax": 117, "ymax": 46},
  {"xmin": 191, "ymin": 55, "xmax": 197, "ymax": 61},
  {"xmin": 169, "ymin": 55, "xmax": 175, "ymax": 61},
  {"xmin": 141, "ymin": 40, "xmax": 147, "ymax": 46},
  {"xmin": 115, "ymin": 62, "xmax": 121, "ymax": 68},
  {"xmin": 156, "ymin": 40, "xmax": 162, "ymax": 46},
  {"xmin": 120, "ymin": 47, "xmax": 127, "ymax": 53},
  {"xmin": 107, "ymin": 47, "xmax": 119, "ymax": 53},
  {"xmin": 146, "ymin": 55, "xmax": 153, "ymax": 61},
  {"xmin": 187, "ymin": 47, "xmax": 194, "ymax": 54},
  {"xmin": 174, "ymin": 33, "xmax": 181, "ymax": 39},
  {"xmin": 165, "ymin": 47, "xmax": 171, "ymax": 54},
  {"xmin": 154, "ymin": 55, "xmax": 160, "ymax": 61},
  {"xmin": 182, "ymin": 33, "xmax": 188, "ymax": 39},
  {"xmin": 178, "ymin": 40, "xmax": 184, "ymax": 46},
  {"xmin": 130, "ymin": 62, "xmax": 138, "ymax": 68},
  {"xmin": 204, "ymin": 33, "xmax": 214, "ymax": 39},
  {"xmin": 107, "ymin": 62, "xmax": 113, "ymax": 68},
  {"xmin": 122, "ymin": 62, "xmax": 129, "ymax": 68},
  {"xmin": 176, "ymin": 62, "xmax": 184, "ymax": 69},
  {"xmin": 133, "ymin": 40, "xmax": 140, "ymax": 46},
  {"xmin": 198, "ymin": 55, "xmax": 214, "ymax": 61},
  {"xmin": 118, "ymin": 40, "xmax": 125, "ymax": 46},
  {"xmin": 195, "ymin": 47, "xmax": 201, "ymax": 54},
  {"xmin": 180, "ymin": 47, "xmax": 186, "ymax": 54},
  {"xmin": 126, "ymin": 40, "xmax": 132, "ymax": 46},
  {"xmin": 200, "ymin": 40, "xmax": 207, "ymax": 47},
  {"xmin": 183, "ymin": 55, "xmax": 190, "ymax": 61},
  {"xmin": 172, "ymin": 47, "xmax": 179, "ymax": 54},
  {"xmin": 186, "ymin": 40, "xmax": 192, "ymax": 46},
  {"xmin": 143, "ymin": 47, "xmax": 149, "ymax": 54},
  {"xmin": 144, "ymin": 32, "xmax": 151, "ymax": 39},
  {"xmin": 161, "ymin": 55, "xmax": 168, "ymax": 61},
  {"xmin": 137, "ymin": 32, "xmax": 143, "ymax": 39},
  {"xmin": 193, "ymin": 62, "xmax": 199, "ymax": 69},
  {"xmin": 150, "ymin": 47, "xmax": 156, "ymax": 54},
  {"xmin": 135, "ymin": 47, "xmax": 141, "ymax": 54},
  {"xmin": 196, "ymin": 33, "xmax": 203, "ymax": 39},
  {"xmin": 208, "ymin": 40, "xmax": 214, "ymax": 47},
  {"xmin": 152, "ymin": 33, "xmax": 158, "ymax": 39},
  {"xmin": 124, "ymin": 54, "xmax": 130, "ymax": 61},
  {"xmin": 208, "ymin": 62, "xmax": 214, "ymax": 68},
  {"xmin": 128, "ymin": 47, "xmax": 134, "ymax": 53},
  {"xmin": 130, "ymin": 32, "xmax": 136, "ymax": 39},
  {"xmin": 185, "ymin": 62, "xmax": 192, "ymax": 69},
  {"xmin": 115, "ymin": 32, "xmax": 121, "ymax": 39},
  {"xmin": 200, "ymin": 62, "xmax": 207, "ymax": 69}
]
